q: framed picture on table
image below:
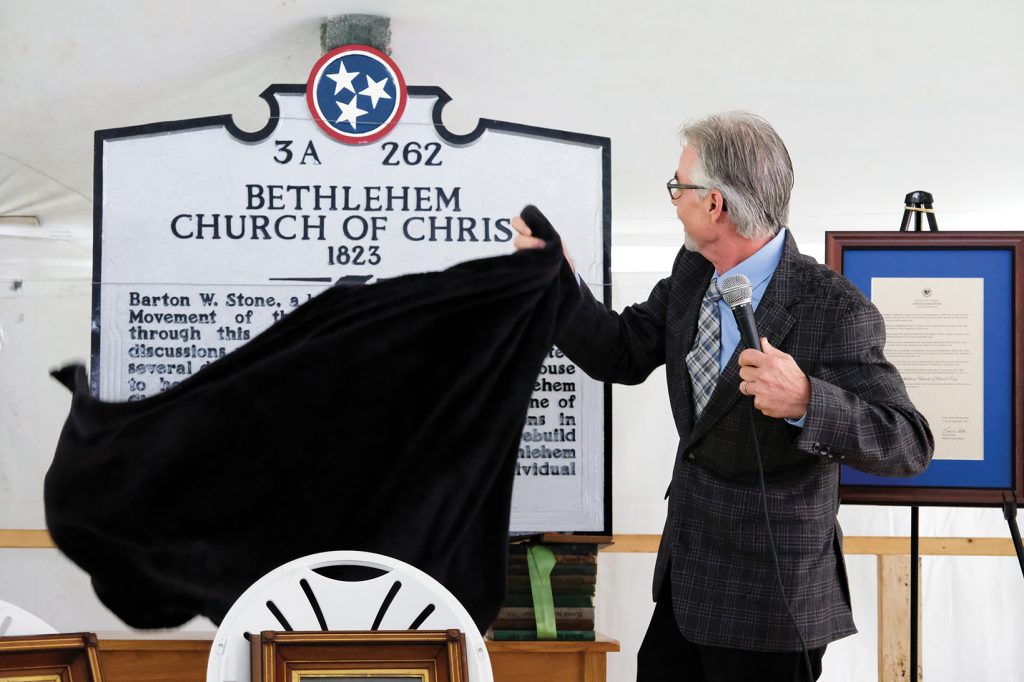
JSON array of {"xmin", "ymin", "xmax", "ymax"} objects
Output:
[
  {"xmin": 0, "ymin": 632, "xmax": 103, "ymax": 681},
  {"xmin": 825, "ymin": 231, "xmax": 1024, "ymax": 506},
  {"xmin": 250, "ymin": 630, "xmax": 469, "ymax": 682}
]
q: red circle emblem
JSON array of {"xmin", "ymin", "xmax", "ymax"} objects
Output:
[{"xmin": 306, "ymin": 45, "xmax": 407, "ymax": 145}]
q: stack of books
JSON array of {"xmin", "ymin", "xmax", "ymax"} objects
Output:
[{"xmin": 489, "ymin": 536, "xmax": 606, "ymax": 641}]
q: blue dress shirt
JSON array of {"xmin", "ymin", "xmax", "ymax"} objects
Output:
[
  {"xmin": 713, "ymin": 227, "xmax": 786, "ymax": 370},
  {"xmin": 712, "ymin": 227, "xmax": 805, "ymax": 426}
]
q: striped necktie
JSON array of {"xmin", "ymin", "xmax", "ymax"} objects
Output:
[{"xmin": 686, "ymin": 278, "xmax": 722, "ymax": 418}]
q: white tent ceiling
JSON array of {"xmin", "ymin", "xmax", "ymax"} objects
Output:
[
  {"xmin": 4, "ymin": 4, "xmax": 1024, "ymax": 681},
  {"xmin": 4, "ymin": 0, "xmax": 1024, "ymax": 282}
]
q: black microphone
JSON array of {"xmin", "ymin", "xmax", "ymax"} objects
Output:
[{"xmin": 719, "ymin": 274, "xmax": 761, "ymax": 351}]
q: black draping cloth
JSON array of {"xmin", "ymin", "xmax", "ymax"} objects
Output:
[{"xmin": 44, "ymin": 206, "xmax": 577, "ymax": 631}]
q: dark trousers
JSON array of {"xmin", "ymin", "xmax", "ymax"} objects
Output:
[{"xmin": 637, "ymin": 577, "xmax": 826, "ymax": 682}]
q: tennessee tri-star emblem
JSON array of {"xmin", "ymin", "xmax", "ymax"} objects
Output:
[{"xmin": 306, "ymin": 45, "xmax": 407, "ymax": 144}]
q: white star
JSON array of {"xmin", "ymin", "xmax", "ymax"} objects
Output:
[
  {"xmin": 359, "ymin": 75, "xmax": 392, "ymax": 109},
  {"xmin": 326, "ymin": 61, "xmax": 359, "ymax": 95},
  {"xmin": 335, "ymin": 95, "xmax": 368, "ymax": 130}
]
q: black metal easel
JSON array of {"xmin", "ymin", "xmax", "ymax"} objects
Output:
[
  {"xmin": 1003, "ymin": 493, "xmax": 1024, "ymax": 578},
  {"xmin": 892, "ymin": 190, "xmax": 1024, "ymax": 679},
  {"xmin": 897, "ymin": 190, "xmax": 937, "ymax": 680},
  {"xmin": 899, "ymin": 190, "xmax": 939, "ymax": 231}
]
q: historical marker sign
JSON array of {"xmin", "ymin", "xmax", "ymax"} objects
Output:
[{"xmin": 93, "ymin": 48, "xmax": 610, "ymax": 532}]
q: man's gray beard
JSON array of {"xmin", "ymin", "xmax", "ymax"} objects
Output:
[{"xmin": 683, "ymin": 233, "xmax": 698, "ymax": 252}]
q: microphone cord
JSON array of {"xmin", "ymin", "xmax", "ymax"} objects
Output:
[{"xmin": 747, "ymin": 399, "xmax": 815, "ymax": 682}]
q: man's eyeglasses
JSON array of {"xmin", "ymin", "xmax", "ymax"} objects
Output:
[
  {"xmin": 666, "ymin": 179, "xmax": 728, "ymax": 211},
  {"xmin": 666, "ymin": 179, "xmax": 708, "ymax": 200}
]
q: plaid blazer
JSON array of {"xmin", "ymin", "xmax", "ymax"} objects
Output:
[{"xmin": 557, "ymin": 231, "xmax": 933, "ymax": 651}]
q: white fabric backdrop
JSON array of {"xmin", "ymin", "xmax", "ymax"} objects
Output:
[{"xmin": 3, "ymin": 2, "xmax": 1024, "ymax": 680}]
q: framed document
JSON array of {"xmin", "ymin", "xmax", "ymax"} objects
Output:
[
  {"xmin": 250, "ymin": 630, "xmax": 469, "ymax": 682},
  {"xmin": 826, "ymin": 231, "xmax": 1024, "ymax": 506},
  {"xmin": 0, "ymin": 633, "xmax": 103, "ymax": 681}
]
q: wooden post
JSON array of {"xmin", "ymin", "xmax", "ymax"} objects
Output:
[{"xmin": 877, "ymin": 554, "xmax": 922, "ymax": 681}]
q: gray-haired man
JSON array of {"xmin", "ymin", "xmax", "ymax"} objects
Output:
[{"xmin": 513, "ymin": 112, "xmax": 932, "ymax": 681}]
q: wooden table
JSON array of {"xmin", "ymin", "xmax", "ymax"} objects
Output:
[
  {"xmin": 487, "ymin": 635, "xmax": 619, "ymax": 682},
  {"xmin": 97, "ymin": 633, "xmax": 620, "ymax": 682}
]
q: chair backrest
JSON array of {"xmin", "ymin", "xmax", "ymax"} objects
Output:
[
  {"xmin": 0, "ymin": 599, "xmax": 58, "ymax": 637},
  {"xmin": 206, "ymin": 550, "xmax": 493, "ymax": 682}
]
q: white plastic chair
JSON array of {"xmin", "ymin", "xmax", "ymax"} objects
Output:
[
  {"xmin": 206, "ymin": 550, "xmax": 493, "ymax": 682},
  {"xmin": 0, "ymin": 599, "xmax": 58, "ymax": 637}
]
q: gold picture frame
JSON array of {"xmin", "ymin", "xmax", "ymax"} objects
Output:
[
  {"xmin": 250, "ymin": 630, "xmax": 468, "ymax": 682},
  {"xmin": 288, "ymin": 671, "xmax": 428, "ymax": 681},
  {"xmin": 0, "ymin": 633, "xmax": 103, "ymax": 682}
]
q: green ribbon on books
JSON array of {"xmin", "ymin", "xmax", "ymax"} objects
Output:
[{"xmin": 526, "ymin": 544, "xmax": 557, "ymax": 640}]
